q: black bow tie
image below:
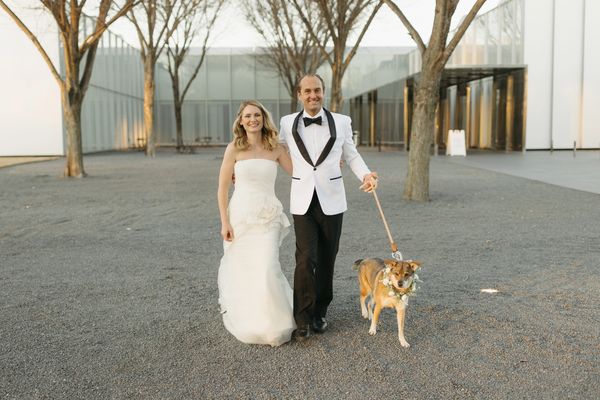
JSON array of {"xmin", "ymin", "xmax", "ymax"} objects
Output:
[{"xmin": 303, "ymin": 116, "xmax": 322, "ymax": 127}]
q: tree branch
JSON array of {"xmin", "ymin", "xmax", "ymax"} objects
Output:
[
  {"xmin": 180, "ymin": 0, "xmax": 223, "ymax": 102},
  {"xmin": 443, "ymin": 0, "xmax": 487, "ymax": 63},
  {"xmin": 80, "ymin": 0, "xmax": 137, "ymax": 54},
  {"xmin": 382, "ymin": 0, "xmax": 426, "ymax": 54},
  {"xmin": 290, "ymin": 0, "xmax": 334, "ymax": 66},
  {"xmin": 342, "ymin": 0, "xmax": 383, "ymax": 74}
]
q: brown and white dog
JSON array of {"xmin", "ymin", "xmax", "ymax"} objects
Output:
[{"xmin": 353, "ymin": 258, "xmax": 421, "ymax": 348}]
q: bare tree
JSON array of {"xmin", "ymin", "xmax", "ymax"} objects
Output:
[
  {"xmin": 127, "ymin": 0, "xmax": 186, "ymax": 157},
  {"xmin": 383, "ymin": 0, "xmax": 486, "ymax": 201},
  {"xmin": 291, "ymin": 0, "xmax": 384, "ymax": 112},
  {"xmin": 244, "ymin": 0, "xmax": 329, "ymax": 113},
  {"xmin": 165, "ymin": 0, "xmax": 223, "ymax": 152},
  {"xmin": 0, "ymin": 0, "xmax": 136, "ymax": 177}
]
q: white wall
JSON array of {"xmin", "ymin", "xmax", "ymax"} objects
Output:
[
  {"xmin": 581, "ymin": 0, "xmax": 600, "ymax": 148},
  {"xmin": 551, "ymin": 0, "xmax": 584, "ymax": 149},
  {"xmin": 0, "ymin": 7, "xmax": 63, "ymax": 156},
  {"xmin": 524, "ymin": 0, "xmax": 598, "ymax": 150},
  {"xmin": 523, "ymin": 0, "xmax": 553, "ymax": 149}
]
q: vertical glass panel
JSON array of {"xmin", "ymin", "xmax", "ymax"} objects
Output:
[
  {"xmin": 513, "ymin": 0, "xmax": 524, "ymax": 63},
  {"xmin": 280, "ymin": 77, "xmax": 292, "ymax": 100},
  {"xmin": 183, "ymin": 102, "xmax": 197, "ymax": 143},
  {"xmin": 158, "ymin": 103, "xmax": 175, "ymax": 144},
  {"xmin": 256, "ymin": 62, "xmax": 280, "ymax": 100},
  {"xmin": 487, "ymin": 9, "xmax": 499, "ymax": 65},
  {"xmin": 475, "ymin": 17, "xmax": 487, "ymax": 64},
  {"xmin": 181, "ymin": 57, "xmax": 207, "ymax": 100},
  {"xmin": 279, "ymin": 101, "xmax": 294, "ymax": 116},
  {"xmin": 360, "ymin": 94, "xmax": 368, "ymax": 144},
  {"xmin": 231, "ymin": 55, "xmax": 255, "ymax": 100},
  {"xmin": 208, "ymin": 102, "xmax": 230, "ymax": 143},
  {"xmin": 257, "ymin": 101, "xmax": 279, "ymax": 126},
  {"xmin": 207, "ymin": 55, "xmax": 230, "ymax": 100},
  {"xmin": 197, "ymin": 101, "xmax": 208, "ymax": 139},
  {"xmin": 500, "ymin": 3, "xmax": 513, "ymax": 64}
]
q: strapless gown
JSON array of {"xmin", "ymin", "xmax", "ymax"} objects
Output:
[{"xmin": 218, "ymin": 159, "xmax": 295, "ymax": 346}]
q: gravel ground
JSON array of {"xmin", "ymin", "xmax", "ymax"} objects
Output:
[{"xmin": 1, "ymin": 148, "xmax": 599, "ymax": 399}]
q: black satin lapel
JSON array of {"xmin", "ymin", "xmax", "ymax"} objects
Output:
[
  {"xmin": 291, "ymin": 112, "xmax": 314, "ymax": 167},
  {"xmin": 315, "ymin": 108, "xmax": 337, "ymax": 167}
]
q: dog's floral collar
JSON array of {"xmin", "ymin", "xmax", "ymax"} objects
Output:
[{"xmin": 381, "ymin": 266, "xmax": 421, "ymax": 300}]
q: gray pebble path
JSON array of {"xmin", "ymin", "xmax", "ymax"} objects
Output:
[{"xmin": 1, "ymin": 148, "xmax": 599, "ymax": 399}]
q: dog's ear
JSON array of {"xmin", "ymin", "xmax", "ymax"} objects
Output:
[{"xmin": 408, "ymin": 260, "xmax": 421, "ymax": 271}]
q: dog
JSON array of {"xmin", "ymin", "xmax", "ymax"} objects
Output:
[{"xmin": 353, "ymin": 258, "xmax": 421, "ymax": 348}]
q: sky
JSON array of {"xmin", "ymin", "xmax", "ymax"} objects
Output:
[{"xmin": 110, "ymin": 0, "xmax": 503, "ymax": 49}]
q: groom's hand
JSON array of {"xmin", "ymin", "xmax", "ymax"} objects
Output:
[{"xmin": 360, "ymin": 172, "xmax": 378, "ymax": 193}]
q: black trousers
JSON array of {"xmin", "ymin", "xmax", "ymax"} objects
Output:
[{"xmin": 292, "ymin": 191, "xmax": 343, "ymax": 327}]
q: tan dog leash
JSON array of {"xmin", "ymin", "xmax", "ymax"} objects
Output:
[{"xmin": 371, "ymin": 184, "xmax": 404, "ymax": 261}]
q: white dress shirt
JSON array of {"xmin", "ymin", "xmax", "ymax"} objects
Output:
[{"xmin": 297, "ymin": 109, "xmax": 329, "ymax": 164}]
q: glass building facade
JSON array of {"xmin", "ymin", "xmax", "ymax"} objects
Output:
[
  {"xmin": 154, "ymin": 48, "xmax": 293, "ymax": 146},
  {"xmin": 4, "ymin": 0, "xmax": 599, "ymax": 155},
  {"xmin": 344, "ymin": 0, "xmax": 527, "ymax": 151}
]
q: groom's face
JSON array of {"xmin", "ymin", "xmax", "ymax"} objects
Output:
[{"xmin": 298, "ymin": 76, "xmax": 324, "ymax": 116}]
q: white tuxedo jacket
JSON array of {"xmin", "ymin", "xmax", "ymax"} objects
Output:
[{"xmin": 280, "ymin": 108, "xmax": 370, "ymax": 216}]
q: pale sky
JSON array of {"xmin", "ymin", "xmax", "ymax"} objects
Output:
[{"xmin": 110, "ymin": 0, "xmax": 503, "ymax": 49}]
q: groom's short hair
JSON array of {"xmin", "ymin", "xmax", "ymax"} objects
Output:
[{"xmin": 297, "ymin": 74, "xmax": 325, "ymax": 94}]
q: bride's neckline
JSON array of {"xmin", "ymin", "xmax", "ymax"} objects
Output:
[{"xmin": 236, "ymin": 158, "xmax": 277, "ymax": 164}]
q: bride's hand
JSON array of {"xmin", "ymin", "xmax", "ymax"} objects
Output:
[{"xmin": 221, "ymin": 223, "xmax": 234, "ymax": 242}]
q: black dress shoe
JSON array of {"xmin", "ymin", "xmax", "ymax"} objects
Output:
[
  {"xmin": 312, "ymin": 317, "xmax": 328, "ymax": 334},
  {"xmin": 292, "ymin": 325, "xmax": 311, "ymax": 341}
]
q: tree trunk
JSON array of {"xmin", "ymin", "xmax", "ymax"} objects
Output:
[
  {"xmin": 170, "ymin": 65, "xmax": 185, "ymax": 152},
  {"xmin": 290, "ymin": 95, "xmax": 298, "ymax": 113},
  {"xmin": 61, "ymin": 92, "xmax": 86, "ymax": 177},
  {"xmin": 143, "ymin": 57, "xmax": 156, "ymax": 157},
  {"xmin": 174, "ymin": 99, "xmax": 184, "ymax": 151},
  {"xmin": 329, "ymin": 64, "xmax": 343, "ymax": 112},
  {"xmin": 403, "ymin": 67, "xmax": 441, "ymax": 201}
]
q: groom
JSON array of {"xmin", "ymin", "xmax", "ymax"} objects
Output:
[{"xmin": 279, "ymin": 74, "xmax": 378, "ymax": 341}]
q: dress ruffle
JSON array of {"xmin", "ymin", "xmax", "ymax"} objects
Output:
[{"xmin": 227, "ymin": 193, "xmax": 290, "ymax": 247}]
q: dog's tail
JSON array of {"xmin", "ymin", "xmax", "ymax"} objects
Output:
[{"xmin": 352, "ymin": 259, "xmax": 364, "ymax": 271}]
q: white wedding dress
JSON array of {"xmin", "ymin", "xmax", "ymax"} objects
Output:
[{"xmin": 218, "ymin": 159, "xmax": 296, "ymax": 346}]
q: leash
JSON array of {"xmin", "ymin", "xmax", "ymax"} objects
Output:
[{"xmin": 370, "ymin": 183, "xmax": 403, "ymax": 261}]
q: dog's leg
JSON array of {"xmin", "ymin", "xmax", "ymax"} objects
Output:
[
  {"xmin": 369, "ymin": 304, "xmax": 382, "ymax": 335},
  {"xmin": 367, "ymin": 296, "xmax": 374, "ymax": 320},
  {"xmin": 360, "ymin": 287, "xmax": 369, "ymax": 319},
  {"xmin": 360, "ymin": 291, "xmax": 369, "ymax": 319},
  {"xmin": 395, "ymin": 303, "xmax": 410, "ymax": 348}
]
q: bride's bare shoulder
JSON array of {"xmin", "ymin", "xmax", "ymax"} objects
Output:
[
  {"xmin": 223, "ymin": 142, "xmax": 240, "ymax": 161},
  {"xmin": 274, "ymin": 143, "xmax": 289, "ymax": 155}
]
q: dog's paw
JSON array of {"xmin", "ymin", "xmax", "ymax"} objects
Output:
[
  {"xmin": 368, "ymin": 328, "xmax": 377, "ymax": 336},
  {"xmin": 399, "ymin": 338, "xmax": 410, "ymax": 348}
]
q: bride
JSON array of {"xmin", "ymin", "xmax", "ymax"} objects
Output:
[{"xmin": 217, "ymin": 100, "xmax": 295, "ymax": 346}]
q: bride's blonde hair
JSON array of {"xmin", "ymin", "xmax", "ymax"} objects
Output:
[{"xmin": 232, "ymin": 100, "xmax": 279, "ymax": 151}]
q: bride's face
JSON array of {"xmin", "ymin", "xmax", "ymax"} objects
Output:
[{"xmin": 240, "ymin": 105, "xmax": 263, "ymax": 136}]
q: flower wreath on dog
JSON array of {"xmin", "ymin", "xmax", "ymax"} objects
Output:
[{"xmin": 381, "ymin": 263, "xmax": 422, "ymax": 301}]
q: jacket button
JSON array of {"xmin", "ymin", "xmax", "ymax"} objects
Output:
[{"xmin": 313, "ymin": 167, "xmax": 317, "ymax": 171}]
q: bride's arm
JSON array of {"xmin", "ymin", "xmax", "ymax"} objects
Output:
[
  {"xmin": 276, "ymin": 144, "xmax": 293, "ymax": 176},
  {"xmin": 218, "ymin": 143, "xmax": 237, "ymax": 241}
]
